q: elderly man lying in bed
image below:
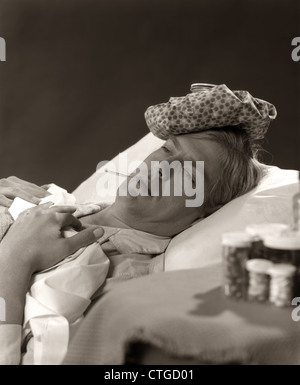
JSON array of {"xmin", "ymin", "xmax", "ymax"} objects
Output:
[{"xmin": 0, "ymin": 84, "xmax": 276, "ymax": 364}]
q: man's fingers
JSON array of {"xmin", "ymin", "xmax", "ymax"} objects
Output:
[
  {"xmin": 73, "ymin": 203, "xmax": 102, "ymax": 218},
  {"xmin": 4, "ymin": 177, "xmax": 50, "ymax": 199},
  {"xmin": 55, "ymin": 213, "xmax": 82, "ymax": 231},
  {"xmin": 38, "ymin": 202, "xmax": 54, "ymax": 210},
  {"xmin": 0, "ymin": 194, "xmax": 13, "ymax": 208},
  {"xmin": 17, "ymin": 185, "xmax": 49, "ymax": 199},
  {"xmin": 7, "ymin": 176, "xmax": 51, "ymax": 196},
  {"xmin": 2, "ymin": 187, "xmax": 41, "ymax": 205},
  {"xmin": 6, "ymin": 176, "xmax": 32, "ymax": 185},
  {"xmin": 27, "ymin": 187, "xmax": 50, "ymax": 199},
  {"xmin": 49, "ymin": 205, "xmax": 77, "ymax": 214},
  {"xmin": 16, "ymin": 191, "xmax": 41, "ymax": 205},
  {"xmin": 66, "ymin": 227, "xmax": 104, "ymax": 254}
]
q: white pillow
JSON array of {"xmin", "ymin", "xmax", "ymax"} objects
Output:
[
  {"xmin": 73, "ymin": 133, "xmax": 299, "ymax": 271},
  {"xmin": 73, "ymin": 133, "xmax": 164, "ymax": 204},
  {"xmin": 164, "ymin": 166, "xmax": 298, "ymax": 270}
]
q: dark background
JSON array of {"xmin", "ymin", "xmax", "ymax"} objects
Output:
[{"xmin": 0, "ymin": 0, "xmax": 299, "ymax": 192}]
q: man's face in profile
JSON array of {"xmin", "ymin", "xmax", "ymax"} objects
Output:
[{"xmin": 114, "ymin": 133, "xmax": 223, "ymax": 237}]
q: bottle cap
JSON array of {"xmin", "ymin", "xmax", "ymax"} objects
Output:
[
  {"xmin": 245, "ymin": 223, "xmax": 289, "ymax": 241},
  {"xmin": 221, "ymin": 231, "xmax": 254, "ymax": 247},
  {"xmin": 246, "ymin": 259, "xmax": 274, "ymax": 274},
  {"xmin": 190, "ymin": 83, "xmax": 216, "ymax": 93},
  {"xmin": 268, "ymin": 263, "xmax": 296, "ymax": 278},
  {"xmin": 263, "ymin": 231, "xmax": 300, "ymax": 250}
]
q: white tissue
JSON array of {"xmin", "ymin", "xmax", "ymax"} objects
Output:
[
  {"xmin": 39, "ymin": 184, "xmax": 76, "ymax": 206},
  {"xmin": 9, "ymin": 184, "xmax": 77, "ymax": 220},
  {"xmin": 9, "ymin": 198, "xmax": 36, "ymax": 221}
]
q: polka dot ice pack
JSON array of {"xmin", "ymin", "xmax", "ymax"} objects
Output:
[{"xmin": 144, "ymin": 84, "xmax": 277, "ymax": 141}]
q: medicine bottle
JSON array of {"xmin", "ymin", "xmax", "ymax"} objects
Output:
[
  {"xmin": 245, "ymin": 223, "xmax": 289, "ymax": 260},
  {"xmin": 221, "ymin": 232, "xmax": 253, "ymax": 300}
]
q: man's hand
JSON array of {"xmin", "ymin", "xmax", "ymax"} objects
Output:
[
  {"xmin": 0, "ymin": 176, "xmax": 50, "ymax": 207},
  {"xmin": 0, "ymin": 203, "xmax": 104, "ymax": 326},
  {"xmin": 0, "ymin": 203, "xmax": 104, "ymax": 273}
]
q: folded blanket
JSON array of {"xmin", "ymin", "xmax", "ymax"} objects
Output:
[
  {"xmin": 22, "ymin": 234, "xmax": 110, "ymax": 365},
  {"xmin": 144, "ymin": 84, "xmax": 277, "ymax": 142},
  {"xmin": 63, "ymin": 263, "xmax": 300, "ymax": 365}
]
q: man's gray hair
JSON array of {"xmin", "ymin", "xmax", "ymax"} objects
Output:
[{"xmin": 201, "ymin": 126, "xmax": 266, "ymax": 213}]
